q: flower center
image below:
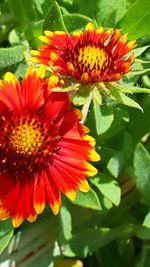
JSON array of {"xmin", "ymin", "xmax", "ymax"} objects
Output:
[
  {"xmin": 78, "ymin": 46, "xmax": 108, "ymax": 71},
  {"xmin": 0, "ymin": 114, "xmax": 60, "ymax": 177},
  {"xmin": 66, "ymin": 43, "xmax": 112, "ymax": 83},
  {"xmin": 9, "ymin": 118, "xmax": 44, "ymax": 155}
]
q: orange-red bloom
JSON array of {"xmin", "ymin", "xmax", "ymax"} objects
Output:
[
  {"xmin": 31, "ymin": 22, "xmax": 136, "ymax": 84},
  {"xmin": 0, "ymin": 66, "xmax": 100, "ymax": 227}
]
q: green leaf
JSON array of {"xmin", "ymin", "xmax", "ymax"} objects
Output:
[
  {"xmin": 63, "ymin": 14, "xmax": 92, "ymax": 32},
  {"xmin": 107, "ymin": 151, "xmax": 124, "ymax": 178},
  {"xmin": 98, "ymin": 107, "xmax": 129, "ymax": 140},
  {"xmin": 0, "ymin": 45, "xmax": 26, "ymax": 70},
  {"xmin": 73, "ymin": 188, "xmax": 102, "ymax": 211},
  {"xmin": 93, "ymin": 99, "xmax": 114, "ymax": 135},
  {"xmin": 78, "ymin": 0, "xmax": 98, "ymax": 17},
  {"xmin": 43, "ymin": 0, "xmax": 67, "ymax": 32},
  {"xmin": 119, "ymin": 0, "xmax": 150, "ymax": 39},
  {"xmin": 110, "ymin": 87, "xmax": 143, "ymax": 111},
  {"xmin": 0, "ymin": 220, "xmax": 13, "ymax": 254},
  {"xmin": 97, "ymin": 0, "xmax": 126, "ymax": 27},
  {"xmin": 134, "ymin": 143, "xmax": 150, "ymax": 207},
  {"xmin": 91, "ymin": 174, "xmax": 121, "ymax": 206},
  {"xmin": 59, "ymin": 205, "xmax": 72, "ymax": 240}
]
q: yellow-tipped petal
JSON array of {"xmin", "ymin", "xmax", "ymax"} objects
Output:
[
  {"xmin": 24, "ymin": 65, "xmax": 34, "ymax": 79},
  {"xmin": 55, "ymin": 30, "xmax": 66, "ymax": 35},
  {"xmin": 30, "ymin": 50, "xmax": 40, "ymax": 56},
  {"xmin": 44, "ymin": 30, "xmax": 54, "ymax": 37},
  {"xmin": 78, "ymin": 180, "xmax": 89, "ymax": 192},
  {"xmin": 51, "ymin": 52, "xmax": 60, "ymax": 61},
  {"xmin": 48, "ymin": 74, "xmax": 59, "ymax": 87},
  {"xmin": 96, "ymin": 26, "xmax": 104, "ymax": 33},
  {"xmin": 85, "ymin": 22, "xmax": 95, "ymax": 32},
  {"xmin": 36, "ymin": 65, "xmax": 46, "ymax": 78},
  {"xmin": 0, "ymin": 80, "xmax": 3, "ymax": 87},
  {"xmin": 121, "ymin": 34, "xmax": 128, "ymax": 44},
  {"xmin": 34, "ymin": 202, "xmax": 46, "ymax": 214},
  {"xmin": 82, "ymin": 125, "xmax": 90, "ymax": 133},
  {"xmin": 127, "ymin": 40, "xmax": 137, "ymax": 49},
  {"xmin": 85, "ymin": 163, "xmax": 98, "ymax": 176},
  {"xmin": 38, "ymin": 36, "xmax": 49, "ymax": 43},
  {"xmin": 50, "ymin": 202, "xmax": 60, "ymax": 215},
  {"xmin": 84, "ymin": 135, "xmax": 96, "ymax": 146},
  {"xmin": 27, "ymin": 213, "xmax": 37, "ymax": 223},
  {"xmin": 89, "ymin": 149, "xmax": 101, "ymax": 161},
  {"xmin": 4, "ymin": 72, "xmax": 18, "ymax": 85},
  {"xmin": 12, "ymin": 216, "xmax": 24, "ymax": 228},
  {"xmin": 106, "ymin": 28, "xmax": 113, "ymax": 35},
  {"xmin": 28, "ymin": 57, "xmax": 39, "ymax": 63},
  {"xmin": 0, "ymin": 208, "xmax": 9, "ymax": 220},
  {"xmin": 65, "ymin": 190, "xmax": 76, "ymax": 201},
  {"xmin": 75, "ymin": 109, "xmax": 83, "ymax": 120},
  {"xmin": 72, "ymin": 31, "xmax": 83, "ymax": 37}
]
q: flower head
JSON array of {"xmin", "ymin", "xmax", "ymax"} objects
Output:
[
  {"xmin": 0, "ymin": 66, "xmax": 100, "ymax": 227},
  {"xmin": 31, "ymin": 22, "xmax": 136, "ymax": 84}
]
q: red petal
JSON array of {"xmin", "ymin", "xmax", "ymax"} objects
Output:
[
  {"xmin": 44, "ymin": 92, "xmax": 70, "ymax": 120},
  {"xmin": 33, "ymin": 173, "xmax": 46, "ymax": 214},
  {"xmin": 0, "ymin": 74, "xmax": 24, "ymax": 112},
  {"xmin": 21, "ymin": 66, "xmax": 44, "ymax": 112}
]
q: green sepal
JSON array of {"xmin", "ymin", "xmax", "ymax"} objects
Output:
[
  {"xmin": 128, "ymin": 68, "xmax": 150, "ymax": 76},
  {"xmin": 109, "ymin": 82, "xmax": 150, "ymax": 94}
]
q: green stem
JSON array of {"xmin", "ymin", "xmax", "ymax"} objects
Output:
[{"xmin": 81, "ymin": 92, "xmax": 93, "ymax": 124}]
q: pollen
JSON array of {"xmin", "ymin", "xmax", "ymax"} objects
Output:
[
  {"xmin": 78, "ymin": 46, "xmax": 108, "ymax": 71},
  {"xmin": 66, "ymin": 43, "xmax": 111, "ymax": 83},
  {"xmin": 9, "ymin": 119, "xmax": 43, "ymax": 155},
  {"xmin": 0, "ymin": 114, "xmax": 61, "ymax": 176}
]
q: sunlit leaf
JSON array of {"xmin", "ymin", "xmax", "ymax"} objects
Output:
[
  {"xmin": 119, "ymin": 0, "xmax": 150, "ymax": 39},
  {"xmin": 107, "ymin": 152, "xmax": 124, "ymax": 178},
  {"xmin": 91, "ymin": 174, "xmax": 121, "ymax": 206},
  {"xmin": 73, "ymin": 188, "xmax": 102, "ymax": 211}
]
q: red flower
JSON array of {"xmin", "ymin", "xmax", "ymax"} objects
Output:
[
  {"xmin": 30, "ymin": 22, "xmax": 136, "ymax": 84},
  {"xmin": 0, "ymin": 66, "xmax": 100, "ymax": 227}
]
